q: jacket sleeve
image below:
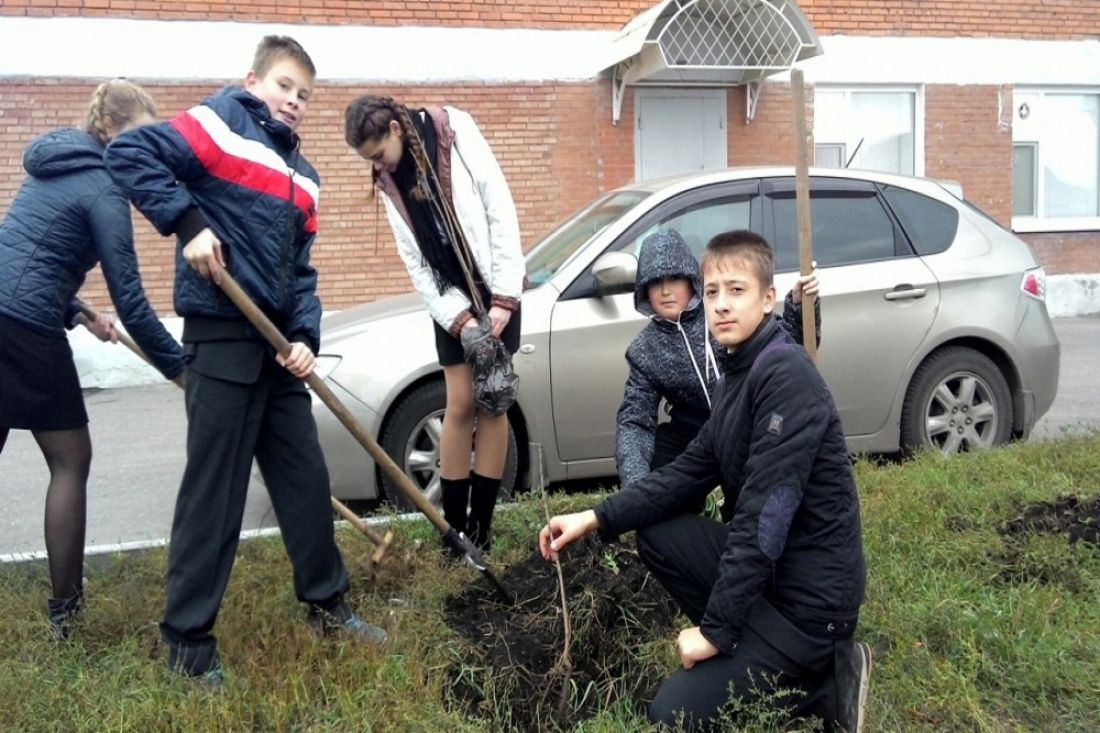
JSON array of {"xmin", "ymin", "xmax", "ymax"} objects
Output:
[
  {"xmin": 697, "ymin": 353, "xmax": 830, "ymax": 655},
  {"xmin": 104, "ymin": 118, "xmax": 209, "ymax": 242},
  {"xmin": 777, "ymin": 290, "xmax": 821, "ymax": 348},
  {"xmin": 449, "ymin": 108, "xmax": 524, "ymax": 305},
  {"xmin": 287, "ymin": 228, "xmax": 321, "ymax": 354},
  {"xmin": 596, "ymin": 410, "xmax": 722, "ymax": 540},
  {"xmin": 615, "ymin": 351, "xmax": 662, "ymax": 488},
  {"xmin": 384, "ymin": 195, "xmax": 473, "ymax": 332},
  {"xmin": 89, "ymin": 186, "xmax": 184, "ymax": 380}
]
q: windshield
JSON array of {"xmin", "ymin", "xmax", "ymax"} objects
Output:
[{"xmin": 525, "ymin": 190, "xmax": 648, "ymax": 286}]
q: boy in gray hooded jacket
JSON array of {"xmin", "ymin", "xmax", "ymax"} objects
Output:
[{"xmin": 615, "ymin": 229, "xmax": 819, "ymax": 498}]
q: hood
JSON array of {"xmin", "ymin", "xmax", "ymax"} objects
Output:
[
  {"xmin": 22, "ymin": 128, "xmax": 106, "ymax": 179},
  {"xmin": 633, "ymin": 228, "xmax": 703, "ymax": 317}
]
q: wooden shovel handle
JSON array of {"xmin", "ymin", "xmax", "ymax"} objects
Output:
[
  {"xmin": 791, "ymin": 69, "xmax": 818, "ymax": 363},
  {"xmin": 215, "ymin": 271, "xmax": 453, "ymax": 535}
]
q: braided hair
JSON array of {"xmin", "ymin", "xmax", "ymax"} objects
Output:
[
  {"xmin": 344, "ymin": 94, "xmax": 429, "ymax": 201},
  {"xmin": 82, "ymin": 78, "xmax": 157, "ymax": 145}
]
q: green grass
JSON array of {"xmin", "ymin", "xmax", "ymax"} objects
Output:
[{"xmin": 2, "ymin": 434, "xmax": 1099, "ymax": 732}]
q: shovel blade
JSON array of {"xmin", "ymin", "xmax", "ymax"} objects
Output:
[{"xmin": 443, "ymin": 528, "xmax": 514, "ymax": 605}]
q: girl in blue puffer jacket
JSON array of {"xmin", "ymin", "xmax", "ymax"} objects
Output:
[{"xmin": 0, "ymin": 79, "xmax": 182, "ymax": 638}]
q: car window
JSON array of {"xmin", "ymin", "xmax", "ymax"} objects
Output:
[
  {"xmin": 558, "ymin": 181, "xmax": 761, "ymax": 300},
  {"xmin": 767, "ymin": 183, "xmax": 898, "ymax": 270},
  {"xmin": 880, "ymin": 185, "xmax": 959, "ymax": 256},
  {"xmin": 525, "ymin": 190, "xmax": 649, "ymax": 287},
  {"xmin": 614, "ymin": 194, "xmax": 754, "ymax": 261}
]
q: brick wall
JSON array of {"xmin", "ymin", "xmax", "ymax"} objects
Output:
[
  {"xmin": 727, "ymin": 83, "xmax": 805, "ymax": 167},
  {"xmin": 799, "ymin": 0, "xmax": 1098, "ymax": 40},
  {"xmin": 3, "ymin": 77, "xmax": 1093, "ymax": 314},
  {"xmin": 0, "ymin": 79, "xmax": 614, "ymax": 312},
  {"xmin": 1021, "ymin": 233, "xmax": 1100, "ymax": 277},
  {"xmin": 924, "ymin": 85, "xmax": 1013, "ymax": 225},
  {"xmin": 1, "ymin": 0, "xmax": 1096, "ymax": 38}
]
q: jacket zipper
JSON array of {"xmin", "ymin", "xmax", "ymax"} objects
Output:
[{"xmin": 277, "ymin": 147, "xmax": 298, "ymax": 312}]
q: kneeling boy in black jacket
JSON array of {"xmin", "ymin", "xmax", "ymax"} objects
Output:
[{"xmin": 539, "ymin": 230, "xmax": 871, "ymax": 732}]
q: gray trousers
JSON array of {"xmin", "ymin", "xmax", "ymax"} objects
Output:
[{"xmin": 161, "ymin": 340, "xmax": 349, "ymax": 672}]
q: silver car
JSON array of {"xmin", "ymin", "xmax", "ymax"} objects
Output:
[{"xmin": 308, "ymin": 167, "xmax": 1060, "ymax": 504}]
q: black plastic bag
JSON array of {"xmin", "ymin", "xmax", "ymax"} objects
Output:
[{"xmin": 460, "ymin": 320, "xmax": 519, "ymax": 417}]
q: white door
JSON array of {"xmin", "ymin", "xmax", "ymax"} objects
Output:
[{"xmin": 635, "ymin": 88, "xmax": 727, "ymax": 181}]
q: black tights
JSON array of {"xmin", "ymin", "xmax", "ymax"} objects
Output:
[{"xmin": 1, "ymin": 427, "xmax": 90, "ymax": 598}]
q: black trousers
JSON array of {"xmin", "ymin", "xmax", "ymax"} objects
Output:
[
  {"xmin": 637, "ymin": 514, "xmax": 852, "ymax": 731},
  {"xmin": 652, "ymin": 421, "xmax": 710, "ymax": 516},
  {"xmin": 650, "ymin": 420, "xmax": 698, "ymax": 471},
  {"xmin": 161, "ymin": 340, "xmax": 349, "ymax": 667}
]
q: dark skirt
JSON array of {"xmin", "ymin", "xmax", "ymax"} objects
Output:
[
  {"xmin": 0, "ymin": 311, "xmax": 88, "ymax": 430},
  {"xmin": 434, "ymin": 307, "xmax": 522, "ymax": 367}
]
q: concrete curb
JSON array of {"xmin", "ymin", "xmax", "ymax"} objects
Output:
[{"xmin": 0, "ymin": 514, "xmax": 410, "ymax": 571}]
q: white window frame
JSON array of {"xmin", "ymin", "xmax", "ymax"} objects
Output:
[
  {"xmin": 812, "ymin": 85, "xmax": 925, "ymax": 178},
  {"xmin": 1011, "ymin": 87, "xmax": 1100, "ymax": 234}
]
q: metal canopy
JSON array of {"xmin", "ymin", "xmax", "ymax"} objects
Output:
[{"xmin": 604, "ymin": 0, "xmax": 823, "ymax": 124}]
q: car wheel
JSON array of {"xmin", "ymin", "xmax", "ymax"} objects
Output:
[
  {"xmin": 378, "ymin": 379, "xmax": 518, "ymax": 512},
  {"xmin": 900, "ymin": 346, "xmax": 1013, "ymax": 455}
]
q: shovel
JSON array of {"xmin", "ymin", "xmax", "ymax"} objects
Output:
[
  {"xmin": 74, "ymin": 300, "xmax": 395, "ymax": 571},
  {"xmin": 213, "ymin": 272, "xmax": 514, "ymax": 604}
]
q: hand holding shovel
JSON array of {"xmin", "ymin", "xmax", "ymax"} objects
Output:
[
  {"xmin": 214, "ymin": 272, "xmax": 514, "ymax": 604},
  {"xmin": 75, "ymin": 300, "xmax": 395, "ymax": 571}
]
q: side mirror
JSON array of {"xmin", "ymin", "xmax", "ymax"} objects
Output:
[{"xmin": 591, "ymin": 251, "xmax": 638, "ymax": 296}]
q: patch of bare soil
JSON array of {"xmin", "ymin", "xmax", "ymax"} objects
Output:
[
  {"xmin": 993, "ymin": 494, "xmax": 1100, "ymax": 590},
  {"xmin": 443, "ymin": 536, "xmax": 680, "ymax": 731},
  {"xmin": 998, "ymin": 494, "xmax": 1100, "ymax": 547}
]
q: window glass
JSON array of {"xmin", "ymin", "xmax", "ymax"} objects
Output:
[
  {"xmin": 814, "ymin": 88, "xmax": 917, "ymax": 175},
  {"xmin": 1041, "ymin": 94, "xmax": 1098, "ymax": 217},
  {"xmin": 615, "ymin": 195, "xmax": 754, "ymax": 261},
  {"xmin": 815, "ymin": 143, "xmax": 846, "ymax": 169},
  {"xmin": 770, "ymin": 190, "xmax": 896, "ymax": 270},
  {"xmin": 1013, "ymin": 143, "xmax": 1037, "ymax": 217},
  {"xmin": 1013, "ymin": 91, "xmax": 1100, "ymax": 222},
  {"xmin": 881, "ymin": 185, "xmax": 959, "ymax": 256}
]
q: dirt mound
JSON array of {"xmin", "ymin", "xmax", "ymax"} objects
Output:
[
  {"xmin": 993, "ymin": 494, "xmax": 1100, "ymax": 591},
  {"xmin": 998, "ymin": 494, "xmax": 1100, "ymax": 547},
  {"xmin": 443, "ymin": 536, "xmax": 680, "ymax": 731}
]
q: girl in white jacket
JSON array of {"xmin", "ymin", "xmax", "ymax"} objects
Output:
[{"xmin": 345, "ymin": 95, "xmax": 524, "ymax": 551}]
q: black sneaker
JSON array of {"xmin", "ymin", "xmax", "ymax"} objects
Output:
[
  {"xmin": 307, "ymin": 600, "xmax": 387, "ymax": 647},
  {"xmin": 836, "ymin": 641, "xmax": 872, "ymax": 732},
  {"xmin": 47, "ymin": 591, "xmax": 84, "ymax": 640},
  {"xmin": 193, "ymin": 665, "xmax": 228, "ymax": 692}
]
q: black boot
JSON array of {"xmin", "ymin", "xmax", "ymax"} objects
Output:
[
  {"xmin": 165, "ymin": 633, "xmax": 222, "ymax": 683},
  {"xmin": 47, "ymin": 589, "xmax": 83, "ymax": 640},
  {"xmin": 467, "ymin": 472, "xmax": 502, "ymax": 552}
]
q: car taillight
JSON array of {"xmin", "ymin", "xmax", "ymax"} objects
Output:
[{"xmin": 1021, "ymin": 267, "xmax": 1046, "ymax": 301}]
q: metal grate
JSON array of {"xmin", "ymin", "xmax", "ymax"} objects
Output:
[{"xmin": 658, "ymin": 0, "xmax": 803, "ymax": 69}]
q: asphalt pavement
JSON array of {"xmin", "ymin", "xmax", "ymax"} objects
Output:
[{"xmin": 2, "ymin": 316, "xmax": 1098, "ymax": 560}]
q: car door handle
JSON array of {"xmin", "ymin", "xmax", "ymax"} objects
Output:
[{"xmin": 884, "ymin": 286, "xmax": 927, "ymax": 301}]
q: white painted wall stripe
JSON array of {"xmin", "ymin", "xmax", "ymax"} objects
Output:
[
  {"xmin": 0, "ymin": 17, "xmax": 616, "ymax": 82},
  {"xmin": 0, "ymin": 17, "xmax": 1097, "ymax": 86}
]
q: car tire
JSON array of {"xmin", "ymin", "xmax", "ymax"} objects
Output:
[
  {"xmin": 900, "ymin": 346, "xmax": 1013, "ymax": 455},
  {"xmin": 378, "ymin": 379, "xmax": 518, "ymax": 512}
]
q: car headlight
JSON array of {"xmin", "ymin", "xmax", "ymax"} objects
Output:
[{"xmin": 313, "ymin": 354, "xmax": 342, "ymax": 382}]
